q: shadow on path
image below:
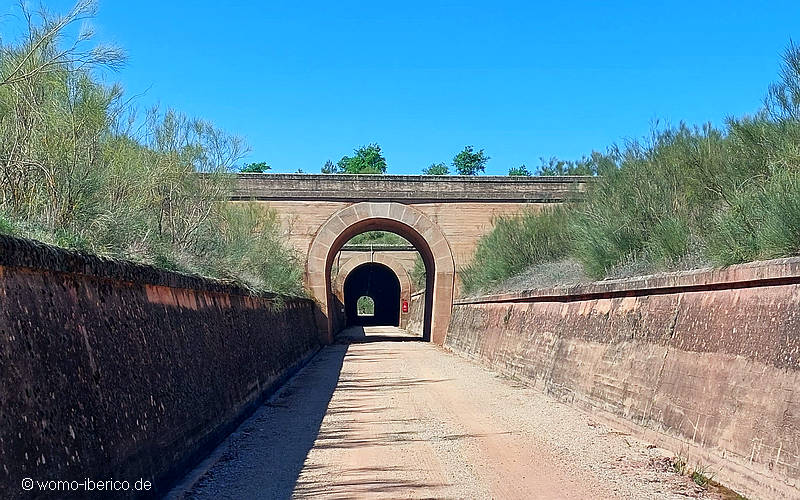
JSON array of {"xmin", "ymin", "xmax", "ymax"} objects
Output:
[
  {"xmin": 180, "ymin": 326, "xmax": 425, "ymax": 499},
  {"xmin": 182, "ymin": 344, "xmax": 347, "ymax": 499},
  {"xmin": 335, "ymin": 325, "xmax": 424, "ymax": 344}
]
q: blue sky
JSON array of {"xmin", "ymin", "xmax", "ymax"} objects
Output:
[{"xmin": 5, "ymin": 1, "xmax": 800, "ymax": 174}]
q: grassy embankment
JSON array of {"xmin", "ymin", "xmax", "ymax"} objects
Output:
[
  {"xmin": 0, "ymin": 2, "xmax": 303, "ymax": 295},
  {"xmin": 461, "ymin": 43, "xmax": 800, "ymax": 295}
]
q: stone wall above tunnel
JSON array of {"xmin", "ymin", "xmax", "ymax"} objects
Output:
[
  {"xmin": 0, "ymin": 235, "xmax": 319, "ymax": 499},
  {"xmin": 231, "ymin": 174, "xmax": 590, "ymax": 293},
  {"xmin": 446, "ymin": 258, "xmax": 800, "ymax": 500}
]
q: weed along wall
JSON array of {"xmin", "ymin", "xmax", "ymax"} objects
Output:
[
  {"xmin": 448, "ymin": 259, "xmax": 800, "ymax": 500},
  {"xmin": 0, "ymin": 235, "xmax": 320, "ymax": 499}
]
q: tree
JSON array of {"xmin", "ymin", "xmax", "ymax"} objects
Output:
[
  {"xmin": 0, "ymin": 0, "xmax": 125, "ymax": 89},
  {"xmin": 423, "ymin": 162, "xmax": 449, "ymax": 175},
  {"xmin": 508, "ymin": 165, "xmax": 532, "ymax": 176},
  {"xmin": 336, "ymin": 143, "xmax": 387, "ymax": 174},
  {"xmin": 240, "ymin": 161, "xmax": 270, "ymax": 173},
  {"xmin": 453, "ymin": 145, "xmax": 489, "ymax": 175},
  {"xmin": 321, "ymin": 159, "xmax": 338, "ymax": 174}
]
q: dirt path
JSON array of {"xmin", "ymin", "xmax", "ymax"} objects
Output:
[{"xmin": 176, "ymin": 327, "xmax": 711, "ymax": 499}]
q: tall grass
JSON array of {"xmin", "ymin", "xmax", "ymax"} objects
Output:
[
  {"xmin": 0, "ymin": 1, "xmax": 303, "ymax": 295},
  {"xmin": 461, "ymin": 42, "xmax": 800, "ymax": 294},
  {"xmin": 460, "ymin": 207, "xmax": 573, "ymax": 293},
  {"xmin": 411, "ymin": 255, "xmax": 426, "ymax": 290}
]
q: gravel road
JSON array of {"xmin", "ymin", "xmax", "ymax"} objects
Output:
[{"xmin": 174, "ymin": 326, "xmax": 722, "ymax": 499}]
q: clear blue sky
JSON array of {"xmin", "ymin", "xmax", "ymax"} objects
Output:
[{"xmin": 6, "ymin": 1, "xmax": 800, "ymax": 174}]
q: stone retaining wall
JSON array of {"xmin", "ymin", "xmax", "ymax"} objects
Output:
[
  {"xmin": 0, "ymin": 235, "xmax": 319, "ymax": 498},
  {"xmin": 407, "ymin": 291, "xmax": 425, "ymax": 336},
  {"xmin": 448, "ymin": 258, "xmax": 800, "ymax": 500}
]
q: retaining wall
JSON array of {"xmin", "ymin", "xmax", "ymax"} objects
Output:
[
  {"xmin": 448, "ymin": 258, "xmax": 800, "ymax": 500},
  {"xmin": 407, "ymin": 291, "xmax": 425, "ymax": 336},
  {"xmin": 0, "ymin": 235, "xmax": 320, "ymax": 498}
]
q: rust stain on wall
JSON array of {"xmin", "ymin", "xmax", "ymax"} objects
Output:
[
  {"xmin": 146, "ymin": 283, "xmax": 177, "ymax": 306},
  {"xmin": 0, "ymin": 235, "xmax": 319, "ymax": 499}
]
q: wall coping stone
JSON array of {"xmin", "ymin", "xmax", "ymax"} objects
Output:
[
  {"xmin": 455, "ymin": 256, "xmax": 800, "ymax": 305},
  {"xmin": 340, "ymin": 244, "xmax": 417, "ymax": 252},
  {"xmin": 234, "ymin": 173, "xmax": 594, "ymax": 183},
  {"xmin": 232, "ymin": 173, "xmax": 592, "ymax": 202},
  {"xmin": 0, "ymin": 234, "xmax": 310, "ymax": 301}
]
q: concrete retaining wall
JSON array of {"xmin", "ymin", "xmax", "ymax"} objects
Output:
[
  {"xmin": 448, "ymin": 258, "xmax": 800, "ymax": 500},
  {"xmin": 0, "ymin": 235, "xmax": 319, "ymax": 498}
]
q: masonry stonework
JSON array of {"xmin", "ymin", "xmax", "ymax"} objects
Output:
[
  {"xmin": 233, "ymin": 174, "xmax": 588, "ymax": 343},
  {"xmin": 446, "ymin": 258, "xmax": 800, "ymax": 500},
  {"xmin": 332, "ymin": 253, "xmax": 414, "ymax": 329},
  {"xmin": 0, "ymin": 235, "xmax": 319, "ymax": 499},
  {"xmin": 233, "ymin": 174, "xmax": 589, "ymax": 294}
]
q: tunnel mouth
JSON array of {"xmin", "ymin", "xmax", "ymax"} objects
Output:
[
  {"xmin": 309, "ymin": 204, "xmax": 456, "ymax": 344},
  {"xmin": 356, "ymin": 296, "xmax": 375, "ymax": 317},
  {"xmin": 324, "ymin": 218, "xmax": 438, "ymax": 341},
  {"xmin": 343, "ymin": 262, "xmax": 401, "ymax": 327}
]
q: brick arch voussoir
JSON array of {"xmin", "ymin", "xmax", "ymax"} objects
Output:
[{"xmin": 306, "ymin": 201, "xmax": 454, "ymax": 345}]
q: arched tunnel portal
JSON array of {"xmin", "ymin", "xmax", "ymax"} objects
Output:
[
  {"xmin": 343, "ymin": 263, "xmax": 401, "ymax": 327},
  {"xmin": 333, "ymin": 253, "xmax": 413, "ymax": 329},
  {"xmin": 306, "ymin": 202, "xmax": 455, "ymax": 345}
]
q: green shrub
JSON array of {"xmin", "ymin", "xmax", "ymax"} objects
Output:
[
  {"xmin": 0, "ymin": 2, "xmax": 304, "ymax": 296},
  {"xmin": 570, "ymin": 124, "xmax": 722, "ymax": 277},
  {"xmin": 357, "ymin": 296, "xmax": 375, "ymax": 315},
  {"xmin": 462, "ymin": 42, "xmax": 800, "ymax": 291},
  {"xmin": 0, "ymin": 213, "xmax": 14, "ymax": 235},
  {"xmin": 209, "ymin": 202, "xmax": 305, "ymax": 295},
  {"xmin": 411, "ymin": 255, "xmax": 426, "ymax": 290},
  {"xmin": 460, "ymin": 207, "xmax": 572, "ymax": 294},
  {"xmin": 705, "ymin": 169, "xmax": 800, "ymax": 265},
  {"xmin": 347, "ymin": 231, "xmax": 409, "ymax": 246}
]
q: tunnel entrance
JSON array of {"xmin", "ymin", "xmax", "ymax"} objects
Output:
[
  {"xmin": 343, "ymin": 263, "xmax": 401, "ymax": 327},
  {"xmin": 306, "ymin": 202, "xmax": 455, "ymax": 344}
]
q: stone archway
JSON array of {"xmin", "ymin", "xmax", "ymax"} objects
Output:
[
  {"xmin": 333, "ymin": 253, "xmax": 413, "ymax": 329},
  {"xmin": 306, "ymin": 202, "xmax": 455, "ymax": 345}
]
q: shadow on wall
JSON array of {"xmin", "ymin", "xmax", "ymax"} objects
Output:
[
  {"xmin": 0, "ymin": 235, "xmax": 322, "ymax": 500},
  {"xmin": 183, "ymin": 327, "xmax": 423, "ymax": 498}
]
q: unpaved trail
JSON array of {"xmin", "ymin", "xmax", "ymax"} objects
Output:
[{"xmin": 176, "ymin": 327, "xmax": 712, "ymax": 499}]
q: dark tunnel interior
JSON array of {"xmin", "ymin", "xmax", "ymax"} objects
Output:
[{"xmin": 343, "ymin": 263, "xmax": 401, "ymax": 327}]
